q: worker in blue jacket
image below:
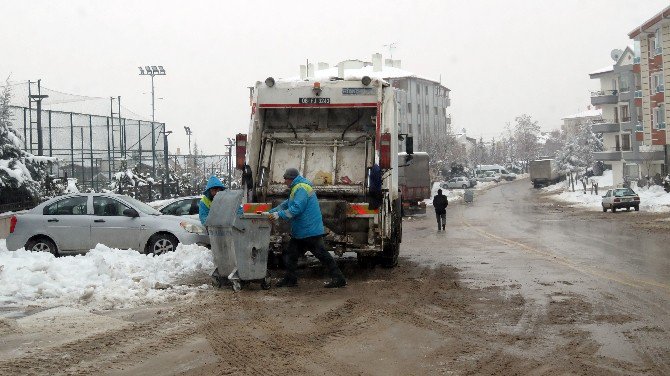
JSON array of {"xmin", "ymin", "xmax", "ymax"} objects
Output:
[
  {"xmin": 267, "ymin": 168, "xmax": 347, "ymax": 288},
  {"xmin": 199, "ymin": 175, "xmax": 226, "ymax": 225}
]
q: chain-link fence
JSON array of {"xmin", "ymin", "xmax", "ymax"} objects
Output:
[{"xmin": 9, "ymin": 105, "xmax": 167, "ymax": 191}]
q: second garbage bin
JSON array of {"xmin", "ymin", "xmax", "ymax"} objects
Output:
[{"xmin": 205, "ymin": 190, "xmax": 272, "ymax": 291}]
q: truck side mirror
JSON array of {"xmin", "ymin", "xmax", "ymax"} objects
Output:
[{"xmin": 405, "ymin": 136, "xmax": 413, "ymax": 155}]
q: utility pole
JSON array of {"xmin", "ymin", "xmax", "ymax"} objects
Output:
[
  {"xmin": 28, "ymin": 80, "xmax": 49, "ymax": 156},
  {"xmin": 138, "ymin": 66, "xmax": 166, "ymax": 122},
  {"xmin": 225, "ymin": 138, "xmax": 234, "ymax": 186}
]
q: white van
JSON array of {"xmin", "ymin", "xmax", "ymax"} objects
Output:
[{"xmin": 475, "ymin": 165, "xmax": 517, "ymax": 181}]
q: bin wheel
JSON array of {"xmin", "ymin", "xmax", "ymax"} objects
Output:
[
  {"xmin": 232, "ymin": 280, "xmax": 242, "ymax": 292},
  {"xmin": 261, "ymin": 277, "xmax": 271, "ymax": 290}
]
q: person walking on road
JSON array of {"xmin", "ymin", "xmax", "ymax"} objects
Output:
[
  {"xmin": 433, "ymin": 189, "xmax": 449, "ymax": 231},
  {"xmin": 198, "ymin": 175, "xmax": 226, "ymax": 225},
  {"xmin": 266, "ymin": 168, "xmax": 347, "ymax": 288}
]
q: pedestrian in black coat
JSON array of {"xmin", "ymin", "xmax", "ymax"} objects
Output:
[{"xmin": 433, "ymin": 189, "xmax": 449, "ymax": 231}]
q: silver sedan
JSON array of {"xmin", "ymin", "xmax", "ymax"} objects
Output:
[{"xmin": 6, "ymin": 193, "xmax": 210, "ymax": 255}]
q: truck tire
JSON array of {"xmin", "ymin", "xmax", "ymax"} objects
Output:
[{"xmin": 379, "ymin": 198, "xmax": 401, "ymax": 268}]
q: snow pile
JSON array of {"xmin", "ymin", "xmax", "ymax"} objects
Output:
[
  {"xmin": 0, "ymin": 242, "xmax": 215, "ymax": 310},
  {"xmin": 65, "ymin": 178, "xmax": 79, "ymax": 193},
  {"xmin": 547, "ymin": 170, "xmax": 670, "ymax": 213}
]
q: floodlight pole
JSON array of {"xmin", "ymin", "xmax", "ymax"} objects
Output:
[{"xmin": 138, "ymin": 65, "xmax": 166, "ymax": 122}]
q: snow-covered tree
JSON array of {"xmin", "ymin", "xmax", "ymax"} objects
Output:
[
  {"xmin": 555, "ymin": 121, "xmax": 602, "ymax": 176},
  {"xmin": 0, "ymin": 79, "xmax": 61, "ymax": 205}
]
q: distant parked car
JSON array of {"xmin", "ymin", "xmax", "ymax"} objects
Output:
[
  {"xmin": 601, "ymin": 188, "xmax": 640, "ymax": 212},
  {"xmin": 442, "ymin": 176, "xmax": 472, "ymax": 189},
  {"xmin": 476, "ymin": 171, "xmax": 501, "ymax": 183},
  {"xmin": 156, "ymin": 196, "xmax": 201, "ymax": 220},
  {"xmin": 6, "ymin": 193, "xmax": 210, "ymax": 255},
  {"xmin": 500, "ymin": 170, "xmax": 517, "ymax": 181}
]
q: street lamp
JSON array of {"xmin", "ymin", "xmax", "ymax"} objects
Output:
[
  {"xmin": 138, "ymin": 65, "xmax": 166, "ymax": 122},
  {"xmin": 184, "ymin": 126, "xmax": 193, "ymax": 155}
]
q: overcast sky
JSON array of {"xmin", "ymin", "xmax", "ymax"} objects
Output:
[{"xmin": 1, "ymin": 0, "xmax": 667, "ymax": 154}]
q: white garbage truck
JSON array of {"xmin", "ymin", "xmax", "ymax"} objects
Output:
[{"xmin": 235, "ymin": 75, "xmax": 411, "ymax": 267}]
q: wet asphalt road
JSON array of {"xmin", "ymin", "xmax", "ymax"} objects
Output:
[{"xmin": 401, "ymin": 178, "xmax": 670, "ymax": 370}]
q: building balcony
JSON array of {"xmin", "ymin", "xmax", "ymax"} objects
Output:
[
  {"xmin": 620, "ymin": 118, "xmax": 634, "ymax": 132},
  {"xmin": 591, "ymin": 121, "xmax": 619, "ymax": 133},
  {"xmin": 591, "ymin": 90, "xmax": 618, "ymax": 105},
  {"xmin": 594, "ymin": 149, "xmax": 622, "ymax": 161},
  {"xmin": 622, "ymin": 145, "xmax": 665, "ymax": 162}
]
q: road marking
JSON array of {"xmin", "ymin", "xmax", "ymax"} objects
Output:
[{"xmin": 460, "ymin": 214, "xmax": 670, "ymax": 293}]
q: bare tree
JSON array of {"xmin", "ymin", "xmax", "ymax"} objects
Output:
[{"xmin": 513, "ymin": 114, "xmax": 541, "ymax": 171}]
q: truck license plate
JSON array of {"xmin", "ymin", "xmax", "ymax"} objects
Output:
[
  {"xmin": 299, "ymin": 97, "xmax": 330, "ymax": 104},
  {"xmin": 622, "ymin": 198, "xmax": 631, "ymax": 202}
]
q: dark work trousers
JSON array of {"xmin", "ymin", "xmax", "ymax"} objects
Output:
[
  {"xmin": 436, "ymin": 213, "xmax": 446, "ymax": 229},
  {"xmin": 283, "ymin": 236, "xmax": 344, "ymax": 281}
]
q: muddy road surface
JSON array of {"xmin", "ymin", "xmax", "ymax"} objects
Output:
[{"xmin": 1, "ymin": 179, "xmax": 668, "ymax": 375}]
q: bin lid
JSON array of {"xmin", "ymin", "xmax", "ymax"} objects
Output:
[{"xmin": 204, "ymin": 190, "xmax": 244, "ymax": 227}]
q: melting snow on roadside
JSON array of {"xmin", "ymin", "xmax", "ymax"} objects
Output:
[
  {"xmin": 0, "ymin": 240, "xmax": 215, "ymax": 310},
  {"xmin": 545, "ymin": 170, "xmax": 670, "ymax": 213}
]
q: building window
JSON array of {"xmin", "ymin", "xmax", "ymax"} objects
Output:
[
  {"xmin": 416, "ymin": 83, "xmax": 420, "ymax": 94},
  {"xmin": 654, "ymin": 28, "xmax": 663, "ymax": 55},
  {"xmin": 621, "ymin": 134, "xmax": 631, "ymax": 151},
  {"xmin": 425, "ymin": 86, "xmax": 428, "ymax": 96},
  {"xmin": 407, "ymin": 103, "xmax": 412, "ymax": 113},
  {"xmin": 655, "ymin": 105, "xmax": 666, "ymax": 129},
  {"xmin": 653, "ymin": 73, "xmax": 664, "ymax": 93},
  {"xmin": 434, "ymin": 107, "xmax": 438, "ymax": 115},
  {"xmin": 619, "ymin": 76, "xmax": 630, "ymax": 92},
  {"xmin": 425, "ymin": 105, "xmax": 429, "ymax": 114},
  {"xmin": 620, "ymin": 105, "xmax": 630, "ymax": 122}
]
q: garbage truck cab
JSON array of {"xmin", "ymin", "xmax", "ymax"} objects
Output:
[{"xmin": 236, "ymin": 75, "xmax": 410, "ymax": 267}]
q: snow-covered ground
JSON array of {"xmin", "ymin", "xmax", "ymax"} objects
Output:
[
  {"xmin": 545, "ymin": 170, "xmax": 670, "ymax": 213},
  {"xmin": 0, "ymin": 239, "xmax": 214, "ymax": 311}
]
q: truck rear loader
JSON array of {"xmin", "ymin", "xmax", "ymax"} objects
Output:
[{"xmin": 236, "ymin": 75, "xmax": 411, "ymax": 267}]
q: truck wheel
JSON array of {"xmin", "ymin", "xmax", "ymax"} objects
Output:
[
  {"xmin": 602, "ymin": 206, "xmax": 607, "ymax": 212},
  {"xmin": 461, "ymin": 184, "xmax": 468, "ymax": 189},
  {"xmin": 612, "ymin": 206, "xmax": 616, "ymax": 213},
  {"xmin": 634, "ymin": 205, "xmax": 639, "ymax": 211}
]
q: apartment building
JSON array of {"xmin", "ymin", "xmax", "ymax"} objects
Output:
[
  {"xmin": 589, "ymin": 45, "xmax": 660, "ymax": 186},
  {"xmin": 304, "ymin": 54, "xmax": 451, "ymax": 152},
  {"xmin": 628, "ymin": 6, "xmax": 670, "ymax": 179},
  {"xmin": 561, "ymin": 107, "xmax": 602, "ymax": 138}
]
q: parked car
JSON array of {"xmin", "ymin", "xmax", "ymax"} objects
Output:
[
  {"xmin": 476, "ymin": 171, "xmax": 501, "ymax": 183},
  {"xmin": 442, "ymin": 176, "xmax": 473, "ymax": 189},
  {"xmin": 6, "ymin": 193, "xmax": 210, "ymax": 256},
  {"xmin": 601, "ymin": 188, "xmax": 640, "ymax": 212},
  {"xmin": 156, "ymin": 195, "xmax": 201, "ymax": 220},
  {"xmin": 500, "ymin": 170, "xmax": 517, "ymax": 181}
]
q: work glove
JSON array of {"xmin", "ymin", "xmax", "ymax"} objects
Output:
[{"xmin": 263, "ymin": 212, "xmax": 279, "ymax": 221}]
